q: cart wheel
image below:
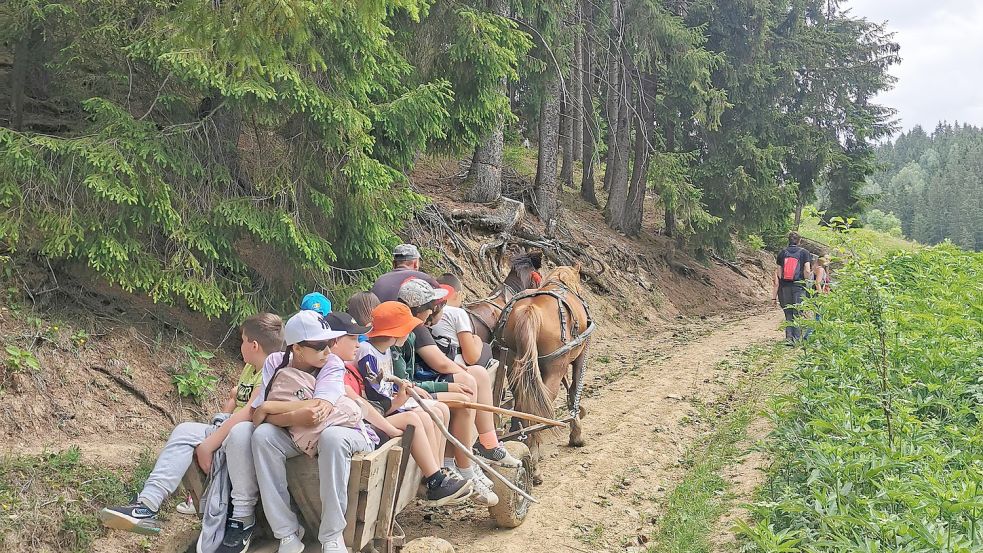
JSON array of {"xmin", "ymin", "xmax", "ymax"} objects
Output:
[
  {"xmin": 488, "ymin": 441, "xmax": 533, "ymax": 528},
  {"xmin": 401, "ymin": 536, "xmax": 455, "ymax": 552}
]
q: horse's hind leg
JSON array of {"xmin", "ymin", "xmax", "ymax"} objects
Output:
[{"xmin": 567, "ymin": 353, "xmax": 587, "ymax": 447}]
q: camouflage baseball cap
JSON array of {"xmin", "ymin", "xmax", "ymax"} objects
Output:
[
  {"xmin": 397, "ymin": 278, "xmax": 448, "ymax": 308},
  {"xmin": 393, "ymin": 243, "xmax": 421, "ymax": 260}
]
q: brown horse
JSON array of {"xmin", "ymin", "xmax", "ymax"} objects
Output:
[
  {"xmin": 498, "ymin": 264, "xmax": 593, "ymax": 483},
  {"xmin": 466, "ymin": 251, "xmax": 543, "ymax": 343}
]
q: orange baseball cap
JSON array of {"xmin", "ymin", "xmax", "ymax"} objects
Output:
[{"xmin": 366, "ymin": 301, "xmax": 424, "ymax": 339}]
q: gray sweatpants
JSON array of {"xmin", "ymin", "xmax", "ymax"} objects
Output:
[
  {"xmin": 138, "ymin": 420, "xmax": 258, "ymax": 517},
  {"xmin": 252, "ymin": 424, "xmax": 372, "ymax": 544}
]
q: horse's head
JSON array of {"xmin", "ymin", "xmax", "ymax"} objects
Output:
[
  {"xmin": 542, "ymin": 263, "xmax": 583, "ymax": 294},
  {"xmin": 504, "ymin": 251, "xmax": 544, "ymax": 292}
]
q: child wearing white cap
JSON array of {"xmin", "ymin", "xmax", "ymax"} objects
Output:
[{"xmin": 250, "ymin": 310, "xmax": 373, "ymax": 553}]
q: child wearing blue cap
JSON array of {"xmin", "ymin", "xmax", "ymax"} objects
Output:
[{"xmin": 300, "ymin": 292, "xmax": 332, "ymax": 316}]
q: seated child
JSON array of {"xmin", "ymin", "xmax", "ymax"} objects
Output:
[
  {"xmin": 397, "ymin": 279, "xmax": 520, "ymax": 505},
  {"xmin": 249, "ymin": 311, "xmax": 372, "ymax": 553},
  {"xmin": 345, "ymin": 301, "xmax": 472, "ymax": 505},
  {"xmin": 432, "ymin": 273, "xmax": 493, "ymax": 367},
  {"xmin": 100, "ymin": 313, "xmax": 283, "ymax": 553}
]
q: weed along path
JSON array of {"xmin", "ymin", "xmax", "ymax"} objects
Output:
[{"xmin": 401, "ymin": 309, "xmax": 785, "ymax": 552}]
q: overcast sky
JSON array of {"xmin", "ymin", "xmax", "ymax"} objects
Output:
[{"xmin": 847, "ymin": 0, "xmax": 983, "ymax": 133}]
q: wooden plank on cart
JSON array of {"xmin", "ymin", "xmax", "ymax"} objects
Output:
[
  {"xmin": 352, "ymin": 445, "xmax": 402, "ymax": 548},
  {"xmin": 343, "ymin": 456, "xmax": 364, "ymax": 546},
  {"xmin": 346, "ymin": 439, "xmax": 399, "ymax": 547},
  {"xmin": 286, "ymin": 455, "xmax": 321, "ymax": 534}
]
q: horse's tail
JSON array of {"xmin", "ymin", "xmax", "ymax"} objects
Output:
[{"xmin": 510, "ymin": 303, "xmax": 553, "ymax": 421}]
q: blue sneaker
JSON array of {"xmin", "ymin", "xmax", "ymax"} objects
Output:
[{"xmin": 98, "ymin": 502, "xmax": 161, "ymax": 535}]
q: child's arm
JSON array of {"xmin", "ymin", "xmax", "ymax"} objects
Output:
[
  {"xmin": 457, "ymin": 330, "xmax": 483, "ymax": 366},
  {"xmin": 346, "ymin": 385, "xmax": 401, "ymax": 437},
  {"xmin": 221, "ymin": 383, "xmax": 238, "ymax": 415},
  {"xmin": 257, "ymin": 398, "xmax": 333, "ymax": 427},
  {"xmin": 194, "ymin": 387, "xmax": 259, "ymax": 473},
  {"xmin": 417, "ymin": 345, "xmax": 466, "ymax": 375}
]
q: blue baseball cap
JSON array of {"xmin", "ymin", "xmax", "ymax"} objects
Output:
[{"xmin": 300, "ymin": 292, "xmax": 332, "ymax": 316}]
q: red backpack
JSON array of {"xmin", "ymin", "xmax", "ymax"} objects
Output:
[{"xmin": 780, "ymin": 248, "xmax": 804, "ymax": 282}]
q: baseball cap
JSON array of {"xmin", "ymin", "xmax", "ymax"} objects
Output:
[
  {"xmin": 366, "ymin": 302, "xmax": 424, "ymax": 338},
  {"xmin": 397, "ymin": 278, "xmax": 448, "ymax": 308},
  {"xmin": 324, "ymin": 311, "xmax": 370, "ymax": 336},
  {"xmin": 393, "ymin": 244, "xmax": 421, "ymax": 261},
  {"xmin": 438, "ymin": 284, "xmax": 456, "ymax": 299},
  {"xmin": 300, "ymin": 292, "xmax": 332, "ymax": 316},
  {"xmin": 283, "ymin": 310, "xmax": 345, "ymax": 346}
]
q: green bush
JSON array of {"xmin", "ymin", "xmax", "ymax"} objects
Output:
[
  {"xmin": 742, "ymin": 244, "xmax": 983, "ymax": 551},
  {"xmin": 172, "ymin": 345, "xmax": 217, "ymax": 402}
]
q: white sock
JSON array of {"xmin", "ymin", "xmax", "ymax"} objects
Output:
[
  {"xmin": 442, "ymin": 458, "xmax": 455, "ymax": 470},
  {"xmin": 457, "ymin": 465, "xmax": 475, "ymax": 479}
]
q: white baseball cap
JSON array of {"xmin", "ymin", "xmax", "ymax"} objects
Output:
[{"xmin": 283, "ymin": 310, "xmax": 346, "ymax": 345}]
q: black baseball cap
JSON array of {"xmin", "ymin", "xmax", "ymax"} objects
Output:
[{"xmin": 324, "ymin": 311, "xmax": 370, "ymax": 335}]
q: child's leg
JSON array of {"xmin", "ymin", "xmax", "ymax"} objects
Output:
[
  {"xmin": 138, "ymin": 422, "xmax": 213, "ymax": 511},
  {"xmin": 465, "ymin": 364, "xmax": 499, "ymax": 448},
  {"xmin": 386, "ymin": 412, "xmax": 439, "ymax": 475},
  {"xmin": 223, "ymin": 421, "xmax": 258, "ymax": 520},
  {"xmin": 315, "ymin": 426, "xmax": 373, "ymax": 545},
  {"xmin": 251, "ymin": 423, "xmax": 305, "ymax": 540}
]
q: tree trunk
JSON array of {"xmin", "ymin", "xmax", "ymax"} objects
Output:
[
  {"xmin": 663, "ymin": 118, "xmax": 677, "ymax": 237},
  {"xmin": 559, "ymin": 92, "xmax": 574, "ymax": 189},
  {"xmin": 466, "ymin": 125, "xmax": 505, "ymax": 203},
  {"xmin": 603, "ymin": 73, "xmax": 630, "ymax": 229},
  {"xmin": 465, "ymin": 0, "xmax": 509, "ymax": 203},
  {"xmin": 535, "ymin": 71, "xmax": 562, "ymax": 223},
  {"xmin": 623, "ymin": 72, "xmax": 657, "ymax": 236},
  {"xmin": 10, "ymin": 22, "xmax": 41, "ymax": 131},
  {"xmin": 579, "ymin": 0, "xmax": 598, "ymax": 206},
  {"xmin": 571, "ymin": 4, "xmax": 584, "ymax": 162}
]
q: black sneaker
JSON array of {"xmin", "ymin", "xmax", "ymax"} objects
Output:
[
  {"xmin": 216, "ymin": 517, "xmax": 255, "ymax": 553},
  {"xmin": 98, "ymin": 502, "xmax": 161, "ymax": 535},
  {"xmin": 424, "ymin": 468, "xmax": 473, "ymax": 507},
  {"xmin": 474, "ymin": 442, "xmax": 521, "ymax": 467}
]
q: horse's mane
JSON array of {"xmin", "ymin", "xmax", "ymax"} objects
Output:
[{"xmin": 541, "ymin": 265, "xmax": 582, "ymax": 294}]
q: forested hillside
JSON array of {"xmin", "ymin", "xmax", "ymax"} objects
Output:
[
  {"xmin": 869, "ymin": 123, "xmax": 983, "ymax": 251},
  {"xmin": 1, "ymin": 0, "xmax": 898, "ymax": 319}
]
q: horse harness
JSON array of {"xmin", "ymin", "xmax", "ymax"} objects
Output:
[
  {"xmin": 493, "ymin": 282, "xmax": 596, "ymax": 419},
  {"xmin": 464, "ymin": 284, "xmax": 519, "ymax": 338}
]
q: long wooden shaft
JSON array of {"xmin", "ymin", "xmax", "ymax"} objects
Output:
[
  {"xmin": 383, "ymin": 376, "xmax": 537, "ymax": 504},
  {"xmin": 440, "ymin": 399, "xmax": 565, "ymax": 428}
]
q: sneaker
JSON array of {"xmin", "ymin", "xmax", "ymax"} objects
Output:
[
  {"xmin": 321, "ymin": 533, "xmax": 347, "ymax": 553},
  {"xmin": 470, "ymin": 473, "xmax": 500, "ymax": 507},
  {"xmin": 278, "ymin": 527, "xmax": 306, "ymax": 553},
  {"xmin": 176, "ymin": 498, "xmax": 197, "ymax": 515},
  {"xmin": 474, "ymin": 442, "xmax": 521, "ymax": 468},
  {"xmin": 98, "ymin": 502, "xmax": 161, "ymax": 535},
  {"xmin": 216, "ymin": 517, "xmax": 255, "ymax": 553},
  {"xmin": 473, "ymin": 464, "xmax": 495, "ymax": 489},
  {"xmin": 424, "ymin": 468, "xmax": 473, "ymax": 507}
]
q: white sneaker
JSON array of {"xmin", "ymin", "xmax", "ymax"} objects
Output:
[
  {"xmin": 473, "ymin": 464, "xmax": 494, "ymax": 489},
  {"xmin": 278, "ymin": 527, "xmax": 306, "ymax": 553},
  {"xmin": 322, "ymin": 534, "xmax": 347, "ymax": 553},
  {"xmin": 176, "ymin": 499, "xmax": 197, "ymax": 515},
  {"xmin": 470, "ymin": 473, "xmax": 500, "ymax": 507}
]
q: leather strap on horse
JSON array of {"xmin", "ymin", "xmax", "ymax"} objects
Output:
[{"xmin": 493, "ymin": 286, "xmax": 596, "ymax": 364}]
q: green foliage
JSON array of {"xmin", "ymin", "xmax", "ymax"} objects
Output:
[
  {"xmin": 862, "ymin": 208, "xmax": 903, "ymax": 237},
  {"xmin": 3, "ymin": 345, "xmax": 39, "ymax": 373},
  {"xmin": 172, "ymin": 345, "xmax": 217, "ymax": 402},
  {"xmin": 743, "ymin": 244, "xmax": 983, "ymax": 551},
  {"xmin": 869, "ymin": 123, "xmax": 983, "ymax": 250},
  {"xmin": 0, "ymin": 447, "xmax": 148, "ymax": 552},
  {"xmin": 799, "ymin": 208, "xmax": 917, "ymax": 258},
  {"xmin": 1, "ymin": 0, "xmax": 526, "ymax": 321}
]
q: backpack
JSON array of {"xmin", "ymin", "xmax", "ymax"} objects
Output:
[
  {"xmin": 780, "ymin": 247, "xmax": 804, "ymax": 282},
  {"xmin": 265, "ymin": 366, "xmax": 365, "ymax": 456}
]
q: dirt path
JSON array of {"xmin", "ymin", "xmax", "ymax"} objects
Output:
[{"xmin": 401, "ymin": 308, "xmax": 784, "ymax": 552}]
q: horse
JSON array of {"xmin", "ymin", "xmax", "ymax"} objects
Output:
[
  {"xmin": 497, "ymin": 264, "xmax": 594, "ymax": 484},
  {"xmin": 466, "ymin": 251, "xmax": 543, "ymax": 343}
]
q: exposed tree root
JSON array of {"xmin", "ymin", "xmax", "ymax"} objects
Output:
[{"xmin": 89, "ymin": 365, "xmax": 177, "ymax": 424}]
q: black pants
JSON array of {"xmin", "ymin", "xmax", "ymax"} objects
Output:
[{"xmin": 778, "ymin": 284, "xmax": 805, "ymax": 342}]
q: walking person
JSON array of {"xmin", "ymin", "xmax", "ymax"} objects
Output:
[{"xmin": 773, "ymin": 232, "xmax": 813, "ymax": 345}]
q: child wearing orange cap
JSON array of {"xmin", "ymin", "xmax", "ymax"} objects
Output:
[{"xmin": 344, "ymin": 301, "xmax": 473, "ymax": 505}]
